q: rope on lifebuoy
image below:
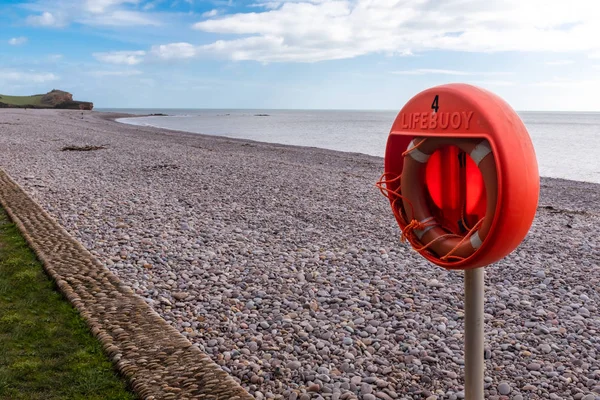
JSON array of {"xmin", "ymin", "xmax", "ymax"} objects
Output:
[{"xmin": 376, "ymin": 137, "xmax": 497, "ymax": 263}]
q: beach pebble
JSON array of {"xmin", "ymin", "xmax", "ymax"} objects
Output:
[
  {"xmin": 527, "ymin": 363, "xmax": 541, "ymax": 371},
  {"xmin": 498, "ymin": 382, "xmax": 511, "ymax": 395},
  {"xmin": 536, "ymin": 270, "xmax": 546, "ymax": 279},
  {"xmin": 287, "ymin": 361, "xmax": 301, "ymax": 370},
  {"xmin": 361, "ymin": 383, "xmax": 373, "ymax": 395}
]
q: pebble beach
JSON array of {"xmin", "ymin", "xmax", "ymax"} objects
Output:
[{"xmin": 1, "ymin": 109, "xmax": 599, "ymax": 400}]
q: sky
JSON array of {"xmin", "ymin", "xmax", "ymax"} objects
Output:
[{"xmin": 1, "ymin": 0, "xmax": 600, "ymax": 110}]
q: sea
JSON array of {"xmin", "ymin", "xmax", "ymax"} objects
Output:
[{"xmin": 97, "ymin": 109, "xmax": 600, "ymax": 184}]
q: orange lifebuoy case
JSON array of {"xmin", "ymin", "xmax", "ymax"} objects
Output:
[{"xmin": 384, "ymin": 84, "xmax": 539, "ymax": 269}]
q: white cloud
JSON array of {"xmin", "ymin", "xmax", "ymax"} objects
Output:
[
  {"xmin": 93, "ymin": 50, "xmax": 146, "ymax": 65},
  {"xmin": 469, "ymin": 80, "xmax": 515, "ymax": 87},
  {"xmin": 26, "ymin": 11, "xmax": 66, "ymax": 27},
  {"xmin": 89, "ymin": 69, "xmax": 143, "ymax": 76},
  {"xmin": 24, "ymin": 0, "xmax": 160, "ymax": 27},
  {"xmin": 202, "ymin": 9, "xmax": 219, "ymax": 17},
  {"xmin": 545, "ymin": 60, "xmax": 575, "ymax": 66},
  {"xmin": 189, "ymin": 0, "xmax": 600, "ymax": 63},
  {"xmin": 85, "ymin": 0, "xmax": 139, "ymax": 14},
  {"xmin": 0, "ymin": 70, "xmax": 58, "ymax": 83},
  {"xmin": 531, "ymin": 78, "xmax": 600, "ymax": 88},
  {"xmin": 151, "ymin": 42, "xmax": 197, "ymax": 59},
  {"xmin": 391, "ymin": 69, "xmax": 511, "ymax": 76},
  {"xmin": 80, "ymin": 10, "xmax": 161, "ymax": 26},
  {"xmin": 392, "ymin": 69, "xmax": 473, "ymax": 76},
  {"xmin": 148, "ymin": 35, "xmax": 366, "ymax": 63},
  {"xmin": 249, "ymin": 2, "xmax": 283, "ymax": 10},
  {"xmin": 8, "ymin": 37, "xmax": 28, "ymax": 45},
  {"xmin": 200, "ymin": 35, "xmax": 363, "ymax": 62}
]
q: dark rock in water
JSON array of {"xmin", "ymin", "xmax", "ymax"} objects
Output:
[{"xmin": 254, "ymin": 114, "xmax": 270, "ymax": 117}]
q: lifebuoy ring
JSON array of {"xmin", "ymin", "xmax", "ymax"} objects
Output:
[{"xmin": 400, "ymin": 137, "xmax": 498, "ymax": 261}]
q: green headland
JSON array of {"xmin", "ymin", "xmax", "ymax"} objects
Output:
[{"xmin": 0, "ymin": 90, "xmax": 93, "ymax": 110}]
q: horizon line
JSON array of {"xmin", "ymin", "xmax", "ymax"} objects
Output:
[{"xmin": 94, "ymin": 107, "xmax": 600, "ymax": 113}]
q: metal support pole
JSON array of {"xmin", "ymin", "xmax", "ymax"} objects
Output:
[{"xmin": 465, "ymin": 267, "xmax": 484, "ymax": 400}]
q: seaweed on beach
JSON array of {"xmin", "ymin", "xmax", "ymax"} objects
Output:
[
  {"xmin": 142, "ymin": 164, "xmax": 180, "ymax": 171},
  {"xmin": 61, "ymin": 145, "xmax": 107, "ymax": 152},
  {"xmin": 538, "ymin": 205, "xmax": 597, "ymax": 216}
]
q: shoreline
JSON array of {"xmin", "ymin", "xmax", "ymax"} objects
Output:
[
  {"xmin": 1, "ymin": 108, "xmax": 599, "ymax": 399},
  {"xmin": 107, "ymin": 111, "xmax": 394, "ymax": 161},
  {"xmin": 110, "ymin": 110, "xmax": 600, "ymax": 187}
]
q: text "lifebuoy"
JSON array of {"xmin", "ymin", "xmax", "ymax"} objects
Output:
[{"xmin": 399, "ymin": 111, "xmax": 474, "ymax": 130}]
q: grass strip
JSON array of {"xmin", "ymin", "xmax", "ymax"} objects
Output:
[
  {"xmin": 0, "ymin": 208, "xmax": 136, "ymax": 400},
  {"xmin": 0, "ymin": 94, "xmax": 44, "ymax": 107}
]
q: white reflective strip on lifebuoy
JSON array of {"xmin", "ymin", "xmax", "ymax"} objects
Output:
[
  {"xmin": 406, "ymin": 139, "xmax": 431, "ymax": 163},
  {"xmin": 469, "ymin": 141, "xmax": 492, "ymax": 166},
  {"xmin": 470, "ymin": 231, "xmax": 483, "ymax": 249},
  {"xmin": 414, "ymin": 217, "xmax": 437, "ymax": 239}
]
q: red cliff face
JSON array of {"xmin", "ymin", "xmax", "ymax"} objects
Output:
[
  {"xmin": 42, "ymin": 90, "xmax": 94, "ymax": 110},
  {"xmin": 78, "ymin": 102, "xmax": 94, "ymax": 110},
  {"xmin": 41, "ymin": 89, "xmax": 73, "ymax": 107}
]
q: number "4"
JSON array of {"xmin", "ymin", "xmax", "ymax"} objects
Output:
[{"xmin": 431, "ymin": 95, "xmax": 439, "ymax": 113}]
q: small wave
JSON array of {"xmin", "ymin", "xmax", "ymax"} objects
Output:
[{"xmin": 116, "ymin": 117, "xmax": 157, "ymax": 128}]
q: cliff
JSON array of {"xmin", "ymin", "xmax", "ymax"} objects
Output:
[{"xmin": 0, "ymin": 90, "xmax": 93, "ymax": 110}]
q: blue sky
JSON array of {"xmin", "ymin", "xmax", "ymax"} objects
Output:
[{"xmin": 1, "ymin": 0, "xmax": 600, "ymax": 110}]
